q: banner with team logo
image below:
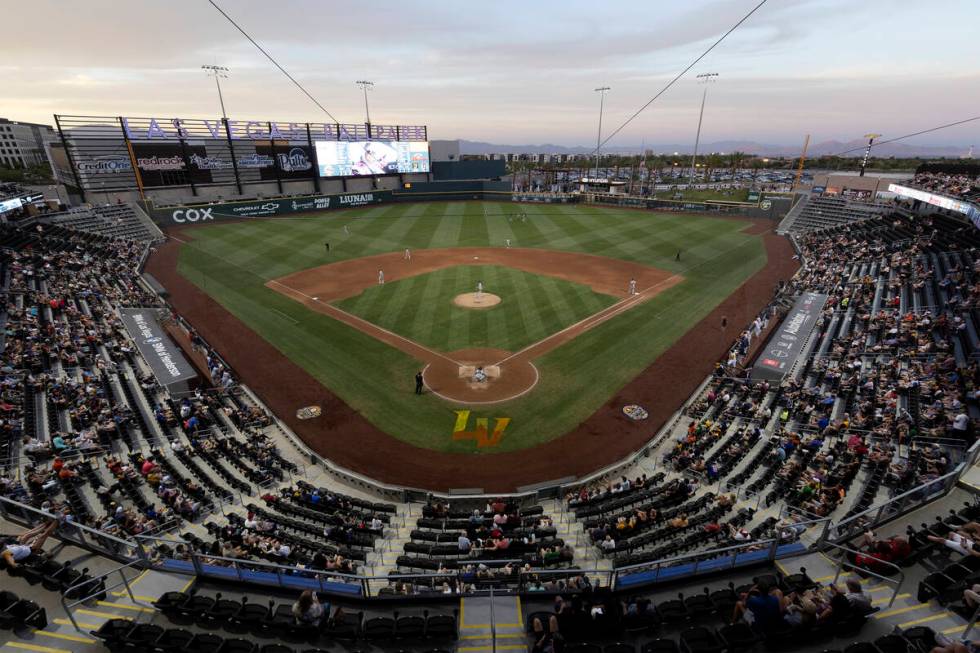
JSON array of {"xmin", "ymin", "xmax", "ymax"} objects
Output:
[{"xmin": 750, "ymin": 292, "xmax": 828, "ymax": 382}]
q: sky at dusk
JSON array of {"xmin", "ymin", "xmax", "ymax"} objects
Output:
[{"xmin": 3, "ymin": 0, "xmax": 978, "ymax": 148}]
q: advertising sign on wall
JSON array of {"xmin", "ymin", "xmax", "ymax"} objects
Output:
[
  {"xmin": 155, "ymin": 190, "xmax": 392, "ymax": 225},
  {"xmin": 751, "ymin": 292, "xmax": 828, "ymax": 382},
  {"xmin": 254, "ymin": 145, "xmax": 314, "ymax": 181},
  {"xmin": 118, "ymin": 308, "xmax": 197, "ymax": 385}
]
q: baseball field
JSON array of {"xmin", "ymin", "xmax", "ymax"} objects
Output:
[{"xmin": 156, "ymin": 201, "xmax": 775, "ymax": 464}]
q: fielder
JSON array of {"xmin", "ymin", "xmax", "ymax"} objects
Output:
[
  {"xmin": 476, "ymin": 281, "xmax": 484, "ymax": 300},
  {"xmin": 378, "ymin": 269, "xmax": 385, "ymax": 285},
  {"xmin": 505, "ymin": 238, "xmax": 511, "ymax": 248},
  {"xmin": 628, "ymin": 278, "xmax": 637, "ymax": 296},
  {"xmin": 344, "ymin": 225, "xmax": 350, "ymax": 235},
  {"xmin": 404, "ymin": 248, "xmax": 412, "ymax": 260}
]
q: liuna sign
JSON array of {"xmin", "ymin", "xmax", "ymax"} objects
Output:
[{"xmin": 155, "ymin": 191, "xmax": 392, "ymax": 224}]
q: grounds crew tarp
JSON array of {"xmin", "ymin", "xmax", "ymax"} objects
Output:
[
  {"xmin": 750, "ymin": 292, "xmax": 828, "ymax": 382},
  {"xmin": 119, "ymin": 308, "xmax": 197, "ymax": 386}
]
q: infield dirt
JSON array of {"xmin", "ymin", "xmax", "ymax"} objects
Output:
[{"xmin": 146, "ymin": 220, "xmax": 796, "ymax": 492}]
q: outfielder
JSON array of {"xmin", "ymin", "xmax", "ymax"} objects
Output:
[
  {"xmin": 506, "ymin": 238, "xmax": 511, "ymax": 248},
  {"xmin": 378, "ymin": 269, "xmax": 385, "ymax": 285}
]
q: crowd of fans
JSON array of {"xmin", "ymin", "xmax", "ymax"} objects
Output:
[{"xmin": 913, "ymin": 171, "xmax": 980, "ymax": 201}]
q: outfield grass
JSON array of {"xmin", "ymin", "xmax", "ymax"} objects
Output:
[
  {"xmin": 335, "ymin": 264, "xmax": 618, "ymax": 352},
  {"xmin": 176, "ymin": 201, "xmax": 767, "ymax": 453}
]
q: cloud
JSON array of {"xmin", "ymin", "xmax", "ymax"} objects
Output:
[{"xmin": 1, "ymin": 0, "xmax": 978, "ymax": 147}]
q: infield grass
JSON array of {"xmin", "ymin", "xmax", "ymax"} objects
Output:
[
  {"xmin": 335, "ymin": 265, "xmax": 618, "ymax": 352},
  {"xmin": 175, "ymin": 201, "xmax": 767, "ymax": 453}
]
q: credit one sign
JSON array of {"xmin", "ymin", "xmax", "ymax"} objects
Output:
[
  {"xmin": 156, "ymin": 191, "xmax": 392, "ymax": 224},
  {"xmin": 751, "ymin": 292, "xmax": 828, "ymax": 382},
  {"xmin": 120, "ymin": 117, "xmax": 427, "ymax": 142}
]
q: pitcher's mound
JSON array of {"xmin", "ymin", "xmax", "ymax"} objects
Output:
[{"xmin": 453, "ymin": 292, "xmax": 501, "ymax": 309}]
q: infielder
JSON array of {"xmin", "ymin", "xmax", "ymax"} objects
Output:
[
  {"xmin": 476, "ymin": 281, "xmax": 484, "ymax": 300},
  {"xmin": 628, "ymin": 278, "xmax": 637, "ymax": 296},
  {"xmin": 404, "ymin": 248, "xmax": 412, "ymax": 260},
  {"xmin": 378, "ymin": 269, "xmax": 385, "ymax": 285}
]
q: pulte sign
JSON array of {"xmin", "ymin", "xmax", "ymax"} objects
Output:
[
  {"xmin": 751, "ymin": 292, "xmax": 828, "ymax": 382},
  {"xmin": 156, "ymin": 190, "xmax": 393, "ymax": 224}
]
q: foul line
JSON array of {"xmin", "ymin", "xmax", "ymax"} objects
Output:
[
  {"xmin": 493, "ymin": 273, "xmax": 681, "ymax": 366},
  {"xmin": 267, "ymin": 278, "xmax": 462, "ymax": 367}
]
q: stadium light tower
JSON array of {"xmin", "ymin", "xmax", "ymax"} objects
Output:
[
  {"xmin": 356, "ymin": 80, "xmax": 374, "ymax": 125},
  {"xmin": 593, "ymin": 86, "xmax": 611, "ymax": 179},
  {"xmin": 859, "ymin": 133, "xmax": 882, "ymax": 177},
  {"xmin": 688, "ymin": 72, "xmax": 718, "ymax": 186},
  {"xmin": 201, "ymin": 65, "xmax": 230, "ymax": 120}
]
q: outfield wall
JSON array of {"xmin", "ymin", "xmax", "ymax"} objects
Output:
[{"xmin": 144, "ymin": 183, "xmax": 787, "ymax": 229}]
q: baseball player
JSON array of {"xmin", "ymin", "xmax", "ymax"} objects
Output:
[
  {"xmin": 628, "ymin": 278, "xmax": 637, "ymax": 296},
  {"xmin": 505, "ymin": 238, "xmax": 511, "ymax": 248},
  {"xmin": 344, "ymin": 225, "xmax": 350, "ymax": 235},
  {"xmin": 378, "ymin": 269, "xmax": 385, "ymax": 285},
  {"xmin": 404, "ymin": 248, "xmax": 412, "ymax": 260}
]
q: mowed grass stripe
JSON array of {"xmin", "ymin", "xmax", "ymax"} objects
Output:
[
  {"xmin": 429, "ymin": 204, "xmax": 464, "ymax": 248},
  {"xmin": 412, "ymin": 263, "xmax": 452, "ymax": 346},
  {"xmin": 449, "ymin": 266, "xmax": 476, "ymax": 351}
]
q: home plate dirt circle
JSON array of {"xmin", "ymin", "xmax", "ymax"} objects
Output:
[
  {"xmin": 453, "ymin": 292, "xmax": 501, "ymax": 309},
  {"xmin": 423, "ymin": 348, "xmax": 539, "ymax": 405}
]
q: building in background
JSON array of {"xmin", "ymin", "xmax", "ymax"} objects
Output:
[
  {"xmin": 0, "ymin": 118, "xmax": 56, "ymax": 172},
  {"xmin": 429, "ymin": 139, "xmax": 461, "ymax": 162}
]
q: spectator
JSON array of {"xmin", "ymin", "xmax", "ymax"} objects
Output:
[{"xmin": 291, "ymin": 590, "xmax": 325, "ymax": 626}]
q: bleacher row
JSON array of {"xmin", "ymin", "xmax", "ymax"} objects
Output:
[
  {"xmin": 777, "ymin": 195, "xmax": 892, "ymax": 235},
  {"xmin": 0, "ymin": 222, "xmax": 398, "ymax": 591},
  {"xmin": 556, "ymin": 209, "xmax": 978, "ymax": 580},
  {"xmin": 42, "ymin": 203, "xmax": 163, "ymax": 243}
]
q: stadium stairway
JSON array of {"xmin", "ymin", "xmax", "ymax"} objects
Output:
[
  {"xmin": 0, "ymin": 524, "xmax": 192, "ymax": 653},
  {"xmin": 457, "ymin": 593, "xmax": 526, "ymax": 653}
]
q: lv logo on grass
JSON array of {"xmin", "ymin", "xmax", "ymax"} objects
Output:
[{"xmin": 452, "ymin": 410, "xmax": 511, "ymax": 448}]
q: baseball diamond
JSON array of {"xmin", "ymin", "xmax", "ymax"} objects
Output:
[{"xmin": 145, "ymin": 200, "xmax": 794, "ymax": 489}]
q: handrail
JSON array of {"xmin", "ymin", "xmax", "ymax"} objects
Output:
[
  {"xmin": 831, "ymin": 454, "xmax": 973, "ymax": 540},
  {"xmin": 615, "ymin": 537, "xmax": 779, "ymax": 573},
  {"xmin": 61, "ymin": 559, "xmax": 149, "ymax": 632},
  {"xmin": 490, "ymin": 585, "xmax": 497, "ymax": 653},
  {"xmin": 0, "ymin": 496, "xmax": 138, "ymax": 553},
  {"xmin": 823, "ymin": 541, "xmax": 904, "ymax": 608}
]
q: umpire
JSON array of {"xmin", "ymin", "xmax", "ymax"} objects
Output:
[{"xmin": 415, "ymin": 371, "xmax": 424, "ymax": 395}]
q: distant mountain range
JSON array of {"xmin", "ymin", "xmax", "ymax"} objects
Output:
[{"xmin": 458, "ymin": 138, "xmax": 973, "ymax": 158}]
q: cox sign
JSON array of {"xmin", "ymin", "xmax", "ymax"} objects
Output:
[{"xmin": 171, "ymin": 207, "xmax": 214, "ymax": 223}]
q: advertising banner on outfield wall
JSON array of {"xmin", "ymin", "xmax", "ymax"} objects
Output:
[
  {"xmin": 750, "ymin": 292, "xmax": 828, "ymax": 382},
  {"xmin": 151, "ymin": 190, "xmax": 392, "ymax": 225},
  {"xmin": 118, "ymin": 309, "xmax": 197, "ymax": 386}
]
